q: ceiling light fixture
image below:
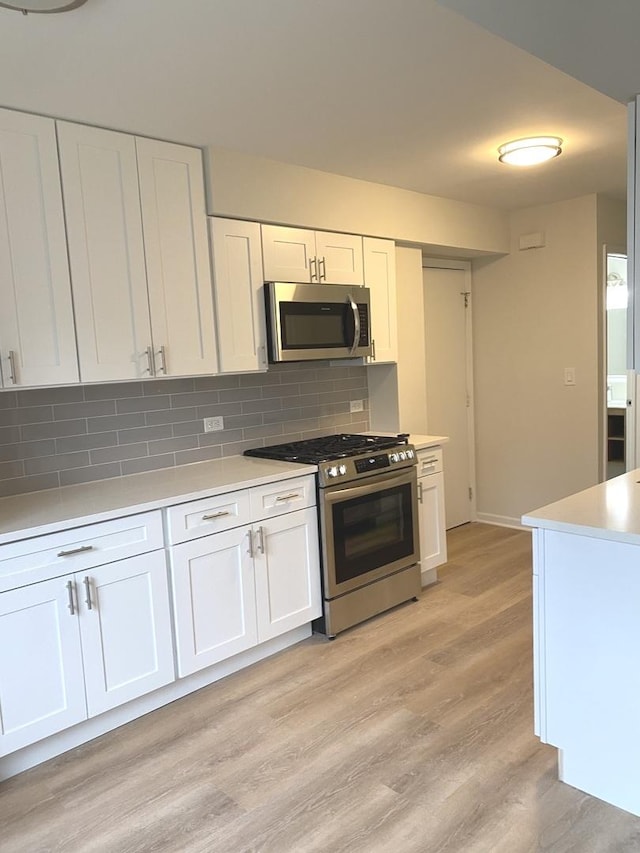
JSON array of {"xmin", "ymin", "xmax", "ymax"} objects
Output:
[
  {"xmin": 0, "ymin": 0, "xmax": 87, "ymax": 13},
  {"xmin": 498, "ymin": 136, "xmax": 563, "ymax": 166}
]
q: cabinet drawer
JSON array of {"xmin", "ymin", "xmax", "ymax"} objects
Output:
[
  {"xmin": 417, "ymin": 448, "xmax": 443, "ymax": 477},
  {"xmin": 166, "ymin": 489, "xmax": 251, "ymax": 545},
  {"xmin": 250, "ymin": 475, "xmax": 316, "ymax": 520},
  {"xmin": 0, "ymin": 511, "xmax": 164, "ymax": 593}
]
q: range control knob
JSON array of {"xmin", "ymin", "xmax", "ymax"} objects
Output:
[
  {"xmin": 338, "ymin": 464, "xmax": 347, "ymax": 475},
  {"xmin": 406, "ymin": 449, "xmax": 414, "ymax": 459},
  {"xmin": 326, "ymin": 466, "xmax": 339, "ymax": 478},
  {"xmin": 399, "ymin": 451, "xmax": 407, "ymax": 461},
  {"xmin": 390, "ymin": 452, "xmax": 400, "ymax": 463}
]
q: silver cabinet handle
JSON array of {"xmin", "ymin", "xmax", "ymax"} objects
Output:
[
  {"xmin": 202, "ymin": 510, "xmax": 231, "ymax": 520},
  {"xmin": 275, "ymin": 493, "xmax": 300, "ymax": 502},
  {"xmin": 309, "ymin": 257, "xmax": 318, "ymax": 281},
  {"xmin": 57, "ymin": 544, "xmax": 94, "ymax": 558},
  {"xmin": 83, "ymin": 576, "xmax": 93, "ymax": 610},
  {"xmin": 417, "ymin": 481, "xmax": 424, "ymax": 504},
  {"xmin": 66, "ymin": 580, "xmax": 75, "ymax": 615},
  {"xmin": 371, "ymin": 339, "xmax": 376, "ymax": 361},
  {"xmin": 319, "ymin": 256, "xmax": 327, "ymax": 281},
  {"xmin": 7, "ymin": 350, "xmax": 17, "ymax": 384},
  {"xmin": 156, "ymin": 345, "xmax": 167, "ymax": 375},
  {"xmin": 257, "ymin": 525, "xmax": 265, "ymax": 554},
  {"xmin": 347, "ymin": 293, "xmax": 360, "ymax": 355},
  {"xmin": 247, "ymin": 529, "xmax": 254, "ymax": 558},
  {"xmin": 145, "ymin": 346, "xmax": 155, "ymax": 375}
]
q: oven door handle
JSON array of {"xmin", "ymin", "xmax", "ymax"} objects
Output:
[{"xmin": 322, "ymin": 468, "xmax": 417, "ymax": 503}]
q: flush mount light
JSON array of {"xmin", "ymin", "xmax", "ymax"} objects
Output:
[
  {"xmin": 0, "ymin": 0, "xmax": 87, "ymax": 12},
  {"xmin": 498, "ymin": 136, "xmax": 563, "ymax": 166}
]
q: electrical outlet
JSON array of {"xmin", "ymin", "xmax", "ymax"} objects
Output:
[
  {"xmin": 350, "ymin": 399, "xmax": 364, "ymax": 413},
  {"xmin": 203, "ymin": 416, "xmax": 224, "ymax": 432}
]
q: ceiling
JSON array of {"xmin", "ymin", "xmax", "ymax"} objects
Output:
[{"xmin": 0, "ymin": 0, "xmax": 627, "ymax": 211}]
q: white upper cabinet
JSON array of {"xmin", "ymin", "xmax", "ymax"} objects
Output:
[
  {"xmin": 209, "ymin": 217, "xmax": 267, "ymax": 373},
  {"xmin": 58, "ymin": 122, "xmax": 217, "ymax": 382},
  {"xmin": 0, "ymin": 109, "xmax": 78, "ymax": 387},
  {"xmin": 137, "ymin": 138, "xmax": 218, "ymax": 377},
  {"xmin": 262, "ymin": 224, "xmax": 363, "ymax": 285},
  {"xmin": 57, "ymin": 122, "xmax": 153, "ymax": 382},
  {"xmin": 363, "ymin": 237, "xmax": 397, "ymax": 363}
]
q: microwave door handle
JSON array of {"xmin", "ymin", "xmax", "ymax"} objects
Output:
[{"xmin": 348, "ymin": 294, "xmax": 360, "ymax": 355}]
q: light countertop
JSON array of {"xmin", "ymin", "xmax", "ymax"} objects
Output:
[
  {"xmin": 0, "ymin": 456, "xmax": 317, "ymax": 545},
  {"xmin": 365, "ymin": 432, "xmax": 449, "ymax": 450},
  {"xmin": 522, "ymin": 469, "xmax": 640, "ymax": 545}
]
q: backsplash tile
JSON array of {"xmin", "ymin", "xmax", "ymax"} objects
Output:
[{"xmin": 0, "ymin": 362, "xmax": 369, "ymax": 497}]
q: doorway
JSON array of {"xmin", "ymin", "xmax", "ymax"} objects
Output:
[
  {"xmin": 604, "ymin": 251, "xmax": 628, "ymax": 480},
  {"xmin": 422, "ymin": 260, "xmax": 476, "ymax": 529}
]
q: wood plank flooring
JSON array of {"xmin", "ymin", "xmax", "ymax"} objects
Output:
[{"xmin": 3, "ymin": 523, "xmax": 640, "ymax": 852}]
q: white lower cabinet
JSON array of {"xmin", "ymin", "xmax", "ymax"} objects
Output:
[
  {"xmin": 0, "ymin": 577, "xmax": 86, "ymax": 755},
  {"xmin": 0, "ymin": 514, "xmax": 174, "ymax": 756},
  {"xmin": 169, "ymin": 480, "xmax": 321, "ymax": 678},
  {"xmin": 416, "ymin": 448, "xmax": 447, "ymax": 579}
]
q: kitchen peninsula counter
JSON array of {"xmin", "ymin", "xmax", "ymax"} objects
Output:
[{"xmin": 523, "ymin": 471, "xmax": 640, "ymax": 817}]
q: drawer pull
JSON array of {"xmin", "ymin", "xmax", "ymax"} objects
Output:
[
  {"xmin": 83, "ymin": 576, "xmax": 93, "ymax": 610},
  {"xmin": 275, "ymin": 493, "xmax": 300, "ymax": 502},
  {"xmin": 422, "ymin": 456, "xmax": 437, "ymax": 464},
  {"xmin": 257, "ymin": 525, "xmax": 265, "ymax": 554},
  {"xmin": 66, "ymin": 580, "xmax": 75, "ymax": 616},
  {"xmin": 57, "ymin": 545, "xmax": 94, "ymax": 558},
  {"xmin": 202, "ymin": 510, "xmax": 231, "ymax": 520}
]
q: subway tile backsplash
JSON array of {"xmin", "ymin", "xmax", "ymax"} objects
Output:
[{"xmin": 0, "ymin": 362, "xmax": 369, "ymax": 498}]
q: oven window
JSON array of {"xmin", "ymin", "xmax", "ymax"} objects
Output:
[
  {"xmin": 280, "ymin": 302, "xmax": 351, "ymax": 349},
  {"xmin": 331, "ymin": 482, "xmax": 415, "ymax": 585}
]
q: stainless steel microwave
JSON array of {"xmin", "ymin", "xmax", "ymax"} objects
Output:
[{"xmin": 265, "ymin": 282, "xmax": 372, "ymax": 363}]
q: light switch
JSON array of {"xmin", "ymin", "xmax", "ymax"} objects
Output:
[{"xmin": 564, "ymin": 367, "xmax": 576, "ymax": 386}]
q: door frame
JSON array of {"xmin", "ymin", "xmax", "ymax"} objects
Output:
[{"xmin": 422, "ymin": 257, "xmax": 477, "ymax": 524}]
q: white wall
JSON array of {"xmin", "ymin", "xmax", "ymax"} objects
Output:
[
  {"xmin": 204, "ymin": 147, "xmax": 509, "ymax": 257},
  {"xmin": 472, "ymin": 194, "xmax": 626, "ymax": 526}
]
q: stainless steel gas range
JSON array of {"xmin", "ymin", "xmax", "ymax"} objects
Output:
[{"xmin": 245, "ymin": 434, "xmax": 421, "ymax": 637}]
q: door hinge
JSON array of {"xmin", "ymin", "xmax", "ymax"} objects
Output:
[
  {"xmin": 468, "ymin": 486, "xmax": 473, "ymax": 501},
  {"xmin": 461, "ymin": 291, "xmax": 471, "ymax": 308}
]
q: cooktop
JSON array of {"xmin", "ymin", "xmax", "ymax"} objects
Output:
[{"xmin": 244, "ymin": 433, "xmax": 409, "ymax": 464}]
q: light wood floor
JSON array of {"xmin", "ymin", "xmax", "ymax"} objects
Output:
[{"xmin": 3, "ymin": 523, "xmax": 640, "ymax": 852}]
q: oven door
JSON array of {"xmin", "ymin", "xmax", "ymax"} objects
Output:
[{"xmin": 319, "ymin": 466, "xmax": 419, "ymax": 600}]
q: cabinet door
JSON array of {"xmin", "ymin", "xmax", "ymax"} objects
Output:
[
  {"xmin": 364, "ymin": 236, "xmax": 397, "ymax": 362},
  {"xmin": 170, "ymin": 526, "xmax": 258, "ymax": 677},
  {"xmin": 57, "ymin": 122, "xmax": 153, "ymax": 382},
  {"xmin": 0, "ymin": 577, "xmax": 86, "ymax": 755},
  {"xmin": 315, "ymin": 231, "xmax": 364, "ymax": 285},
  {"xmin": 210, "ymin": 218, "xmax": 267, "ymax": 373},
  {"xmin": 137, "ymin": 138, "xmax": 218, "ymax": 377},
  {"xmin": 79, "ymin": 552, "xmax": 174, "ymax": 717},
  {"xmin": 254, "ymin": 507, "xmax": 321, "ymax": 642},
  {"xmin": 261, "ymin": 224, "xmax": 316, "ymax": 283},
  {"xmin": 0, "ymin": 109, "xmax": 78, "ymax": 386},
  {"xmin": 418, "ymin": 471, "xmax": 447, "ymax": 573}
]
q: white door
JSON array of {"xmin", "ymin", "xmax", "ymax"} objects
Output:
[
  {"xmin": 137, "ymin": 138, "xmax": 218, "ymax": 377},
  {"xmin": 0, "ymin": 108, "xmax": 78, "ymax": 386},
  {"xmin": 170, "ymin": 526, "xmax": 258, "ymax": 677},
  {"xmin": 261, "ymin": 224, "xmax": 316, "ymax": 282},
  {"xmin": 423, "ymin": 264, "xmax": 474, "ymax": 528},
  {"xmin": 210, "ymin": 217, "xmax": 267, "ymax": 373},
  {"xmin": 315, "ymin": 232, "xmax": 364, "ymax": 285},
  {"xmin": 57, "ymin": 121, "xmax": 153, "ymax": 382},
  {"xmin": 0, "ymin": 577, "xmax": 86, "ymax": 755},
  {"xmin": 79, "ymin": 552, "xmax": 174, "ymax": 717},
  {"xmin": 254, "ymin": 507, "xmax": 322, "ymax": 642},
  {"xmin": 363, "ymin": 236, "xmax": 397, "ymax": 362}
]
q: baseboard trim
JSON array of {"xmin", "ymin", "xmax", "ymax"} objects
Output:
[{"xmin": 475, "ymin": 512, "xmax": 527, "ymax": 531}]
